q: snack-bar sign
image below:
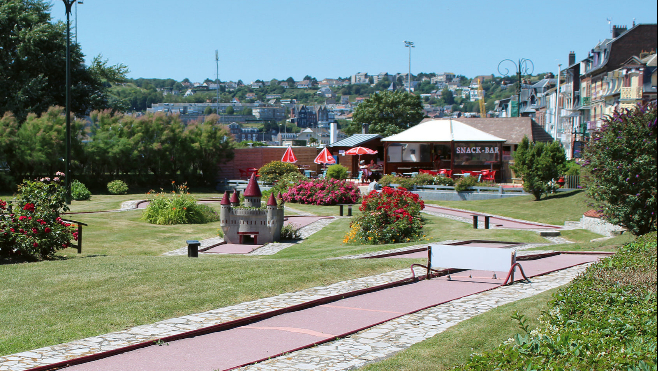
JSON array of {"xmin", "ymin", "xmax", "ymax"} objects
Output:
[{"xmin": 455, "ymin": 146, "xmax": 500, "ymax": 154}]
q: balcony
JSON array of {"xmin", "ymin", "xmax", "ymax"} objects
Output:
[
  {"xmin": 620, "ymin": 87, "xmax": 642, "ymax": 100},
  {"xmin": 580, "ymin": 96, "xmax": 591, "ymax": 107}
]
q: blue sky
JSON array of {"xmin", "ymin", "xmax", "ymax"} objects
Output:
[{"xmin": 49, "ymin": 0, "xmax": 657, "ymax": 83}]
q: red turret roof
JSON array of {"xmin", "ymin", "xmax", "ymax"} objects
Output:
[
  {"xmin": 230, "ymin": 190, "xmax": 240, "ymax": 204},
  {"xmin": 267, "ymin": 193, "xmax": 277, "ymax": 206},
  {"xmin": 243, "ymin": 173, "xmax": 262, "ymax": 197},
  {"xmin": 221, "ymin": 191, "xmax": 230, "ymax": 205}
]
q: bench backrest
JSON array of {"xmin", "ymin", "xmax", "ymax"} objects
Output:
[{"xmin": 429, "ymin": 244, "xmax": 516, "ymax": 272}]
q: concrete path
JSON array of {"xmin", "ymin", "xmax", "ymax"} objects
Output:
[
  {"xmin": 44, "ymin": 253, "xmax": 602, "ymax": 371},
  {"xmin": 423, "ymin": 204, "xmax": 563, "ymax": 229}
]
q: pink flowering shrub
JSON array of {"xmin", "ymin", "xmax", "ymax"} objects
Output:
[
  {"xmin": 282, "ymin": 178, "xmax": 361, "ymax": 205},
  {"xmin": 0, "ymin": 173, "xmax": 75, "ymax": 260},
  {"xmin": 344, "ymin": 187, "xmax": 425, "ymax": 244}
]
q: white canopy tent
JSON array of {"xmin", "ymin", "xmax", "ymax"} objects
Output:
[
  {"xmin": 381, "ymin": 119, "xmax": 506, "ymax": 175},
  {"xmin": 381, "ymin": 119, "xmax": 505, "ymax": 143}
]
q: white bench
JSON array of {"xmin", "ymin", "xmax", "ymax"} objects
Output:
[{"xmin": 411, "ymin": 244, "xmax": 530, "ymax": 285}]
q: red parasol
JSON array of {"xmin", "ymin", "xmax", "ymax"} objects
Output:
[
  {"xmin": 344, "ymin": 147, "xmax": 378, "ymax": 156},
  {"xmin": 314, "ymin": 147, "xmax": 336, "ymax": 165},
  {"xmin": 281, "ymin": 145, "xmax": 297, "ymax": 163}
]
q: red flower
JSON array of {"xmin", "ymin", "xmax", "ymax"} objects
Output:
[
  {"xmin": 18, "ymin": 216, "xmax": 27, "ymax": 221},
  {"xmin": 33, "ymin": 242, "xmax": 39, "ymax": 247},
  {"xmin": 23, "ymin": 203, "xmax": 35, "ymax": 212},
  {"xmin": 44, "ymin": 227, "xmax": 51, "ymax": 233}
]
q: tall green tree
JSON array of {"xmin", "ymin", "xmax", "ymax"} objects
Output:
[
  {"xmin": 351, "ymin": 90, "xmax": 424, "ymax": 137},
  {"xmin": 0, "ymin": 0, "xmax": 127, "ymax": 122},
  {"xmin": 512, "ymin": 136, "xmax": 566, "ymax": 200},
  {"xmin": 582, "ymin": 103, "xmax": 657, "ymax": 235}
]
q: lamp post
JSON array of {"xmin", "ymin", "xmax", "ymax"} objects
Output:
[
  {"xmin": 404, "ymin": 41, "xmax": 414, "ymax": 92},
  {"xmin": 63, "ymin": 0, "xmax": 79, "ymax": 204},
  {"xmin": 554, "ymin": 63, "xmax": 562, "ymax": 140},
  {"xmin": 498, "ymin": 58, "xmax": 534, "ymax": 117}
]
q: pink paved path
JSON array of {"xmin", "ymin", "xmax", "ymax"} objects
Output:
[
  {"xmin": 59, "ymin": 253, "xmax": 602, "ymax": 371},
  {"xmin": 424, "ymin": 204, "xmax": 562, "ymax": 229}
]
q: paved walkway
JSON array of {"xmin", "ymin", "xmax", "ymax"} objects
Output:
[
  {"xmin": 423, "ymin": 204, "xmax": 565, "ymax": 230},
  {"xmin": 1, "ymin": 253, "xmax": 603, "ymax": 371}
]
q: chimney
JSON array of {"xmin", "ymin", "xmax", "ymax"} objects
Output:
[
  {"xmin": 568, "ymin": 51, "xmax": 576, "ymax": 66},
  {"xmin": 361, "ymin": 123, "xmax": 369, "ymax": 134},
  {"xmin": 612, "ymin": 25, "xmax": 627, "ymax": 38},
  {"xmin": 330, "ymin": 121, "xmax": 338, "ymax": 144}
]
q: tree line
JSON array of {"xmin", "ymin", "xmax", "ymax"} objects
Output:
[{"xmin": 0, "ymin": 108, "xmax": 235, "ymax": 191}]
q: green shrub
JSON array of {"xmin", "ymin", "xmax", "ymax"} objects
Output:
[
  {"xmin": 563, "ymin": 160, "xmax": 581, "ymax": 176},
  {"xmin": 262, "ymin": 172, "xmax": 307, "ymax": 200},
  {"xmin": 345, "ymin": 186, "xmax": 425, "ymax": 244},
  {"xmin": 454, "ymin": 175, "xmax": 479, "ymax": 192},
  {"xmin": 71, "ymin": 180, "xmax": 91, "ymax": 200},
  {"xmin": 258, "ymin": 161, "xmax": 300, "ymax": 183},
  {"xmin": 107, "ymin": 180, "xmax": 129, "ymax": 195},
  {"xmin": 583, "ymin": 102, "xmax": 656, "ymax": 235},
  {"xmin": 459, "ymin": 233, "xmax": 657, "ymax": 370},
  {"xmin": 380, "ymin": 173, "xmax": 455, "ymax": 189},
  {"xmin": 326, "ymin": 164, "xmax": 349, "ymax": 180},
  {"xmin": 0, "ymin": 173, "xmax": 75, "ymax": 260},
  {"xmin": 433, "ymin": 175, "xmax": 455, "ymax": 186},
  {"xmin": 512, "ymin": 136, "xmax": 567, "ymax": 200},
  {"xmin": 280, "ymin": 224, "xmax": 301, "ymax": 240},
  {"xmin": 142, "ymin": 182, "xmax": 219, "ymax": 225}
]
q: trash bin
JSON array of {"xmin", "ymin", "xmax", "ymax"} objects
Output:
[{"xmin": 186, "ymin": 240, "xmax": 200, "ymax": 257}]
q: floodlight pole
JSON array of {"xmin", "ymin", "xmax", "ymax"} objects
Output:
[
  {"xmin": 215, "ymin": 50, "xmax": 220, "ymax": 114},
  {"xmin": 404, "ymin": 41, "xmax": 415, "ymax": 92},
  {"xmin": 63, "ymin": 0, "xmax": 78, "ymax": 204}
]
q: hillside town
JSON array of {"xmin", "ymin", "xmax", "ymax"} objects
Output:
[{"xmin": 146, "ymin": 23, "xmax": 656, "ymax": 160}]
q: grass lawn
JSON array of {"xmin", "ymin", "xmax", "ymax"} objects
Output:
[
  {"xmin": 0, "ymin": 192, "xmax": 626, "ymax": 359},
  {"xmin": 272, "ymin": 215, "xmax": 547, "ymax": 260},
  {"xmin": 0, "ymin": 256, "xmax": 413, "ymax": 356},
  {"xmin": 426, "ymin": 190, "xmax": 590, "ymax": 226},
  {"xmin": 360, "ymin": 288, "xmax": 557, "ymax": 371}
]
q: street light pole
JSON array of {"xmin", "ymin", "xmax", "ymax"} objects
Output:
[
  {"xmin": 498, "ymin": 58, "xmax": 534, "ymax": 117},
  {"xmin": 404, "ymin": 41, "xmax": 414, "ymax": 92},
  {"xmin": 63, "ymin": 0, "xmax": 78, "ymax": 204}
]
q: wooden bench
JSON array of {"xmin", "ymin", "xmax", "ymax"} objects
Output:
[{"xmin": 411, "ymin": 244, "xmax": 530, "ymax": 285}]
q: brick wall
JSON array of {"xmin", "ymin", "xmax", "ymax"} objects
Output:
[{"xmin": 217, "ymin": 147, "xmax": 323, "ymax": 180}]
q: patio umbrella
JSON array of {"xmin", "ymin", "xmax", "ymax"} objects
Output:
[
  {"xmin": 314, "ymin": 147, "xmax": 336, "ymax": 174},
  {"xmin": 281, "ymin": 145, "xmax": 297, "ymax": 163},
  {"xmin": 344, "ymin": 146, "xmax": 378, "ymax": 156},
  {"xmin": 344, "ymin": 146, "xmax": 378, "ymax": 163}
]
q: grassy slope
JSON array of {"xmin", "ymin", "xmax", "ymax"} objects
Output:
[{"xmin": 426, "ymin": 190, "xmax": 590, "ymax": 226}]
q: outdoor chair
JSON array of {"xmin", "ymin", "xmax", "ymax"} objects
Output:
[
  {"xmin": 438, "ymin": 169, "xmax": 452, "ymax": 178},
  {"xmin": 481, "ymin": 170, "xmax": 497, "ymax": 182}
]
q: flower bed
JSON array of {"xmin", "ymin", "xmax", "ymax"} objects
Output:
[
  {"xmin": 282, "ymin": 178, "xmax": 360, "ymax": 205},
  {"xmin": 344, "ymin": 187, "xmax": 425, "ymax": 244},
  {"xmin": 0, "ymin": 173, "xmax": 75, "ymax": 260}
]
